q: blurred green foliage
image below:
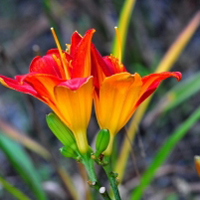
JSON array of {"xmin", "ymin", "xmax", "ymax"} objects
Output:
[{"xmin": 0, "ymin": 0, "xmax": 200, "ymax": 199}]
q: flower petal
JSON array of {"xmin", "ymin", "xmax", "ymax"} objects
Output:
[
  {"xmin": 95, "ymin": 72, "xmax": 142, "ymax": 136},
  {"xmin": 54, "ymin": 77, "xmax": 94, "ymax": 153},
  {"xmin": 71, "ymin": 29, "xmax": 95, "ymax": 78},
  {"xmin": 91, "ymin": 46, "xmax": 108, "ymax": 90},
  {"xmin": 70, "ymin": 31, "xmax": 82, "ymax": 57},
  {"xmin": 29, "ymin": 49, "xmax": 64, "ymax": 78},
  {"xmin": 0, "ymin": 74, "xmax": 63, "ymax": 117},
  {"xmin": 91, "ymin": 48, "xmax": 128, "ymax": 89},
  {"xmin": 0, "ymin": 75, "xmax": 38, "ymax": 97},
  {"xmin": 57, "ymin": 77, "xmax": 89, "ymax": 90},
  {"xmin": 23, "ymin": 73, "xmax": 62, "ymax": 103},
  {"xmin": 136, "ymin": 71, "xmax": 182, "ymax": 107}
]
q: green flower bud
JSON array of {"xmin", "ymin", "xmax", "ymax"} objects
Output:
[
  {"xmin": 95, "ymin": 129, "xmax": 110, "ymax": 157},
  {"xmin": 46, "ymin": 113, "xmax": 78, "ymax": 151},
  {"xmin": 59, "ymin": 146, "xmax": 78, "ymax": 159}
]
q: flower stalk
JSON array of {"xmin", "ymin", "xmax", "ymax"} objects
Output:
[
  {"xmin": 102, "ymin": 156, "xmax": 121, "ymax": 200},
  {"xmin": 81, "ymin": 153, "xmax": 111, "ymax": 200}
]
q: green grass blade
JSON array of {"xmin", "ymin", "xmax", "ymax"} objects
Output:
[
  {"xmin": 0, "ymin": 119, "xmax": 51, "ymax": 159},
  {"xmin": 42, "ymin": 0, "xmax": 62, "ymax": 44},
  {"xmin": 0, "ymin": 176, "xmax": 31, "ymax": 200},
  {"xmin": 130, "ymin": 105, "xmax": 200, "ymax": 200},
  {"xmin": 112, "ymin": 0, "xmax": 136, "ymax": 59},
  {"xmin": 164, "ymin": 193, "xmax": 179, "ymax": 200},
  {"xmin": 155, "ymin": 11, "xmax": 200, "ymax": 72},
  {"xmin": 0, "ymin": 133, "xmax": 47, "ymax": 200}
]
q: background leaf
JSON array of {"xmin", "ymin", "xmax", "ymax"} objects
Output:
[
  {"xmin": 0, "ymin": 133, "xmax": 47, "ymax": 200},
  {"xmin": 0, "ymin": 176, "xmax": 31, "ymax": 200},
  {"xmin": 130, "ymin": 105, "xmax": 200, "ymax": 200},
  {"xmin": 112, "ymin": 0, "xmax": 136, "ymax": 59},
  {"xmin": 0, "ymin": 119, "xmax": 51, "ymax": 160}
]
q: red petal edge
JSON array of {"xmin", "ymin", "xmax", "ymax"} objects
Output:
[
  {"xmin": 136, "ymin": 71, "xmax": 182, "ymax": 107},
  {"xmin": 56, "ymin": 76, "xmax": 92, "ymax": 90},
  {"xmin": 29, "ymin": 49, "xmax": 69, "ymax": 79},
  {"xmin": 71, "ymin": 29, "xmax": 95, "ymax": 78},
  {"xmin": 70, "ymin": 31, "xmax": 82, "ymax": 57},
  {"xmin": 0, "ymin": 75, "xmax": 38, "ymax": 97}
]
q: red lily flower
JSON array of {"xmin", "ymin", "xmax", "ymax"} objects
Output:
[
  {"xmin": 91, "ymin": 44, "xmax": 182, "ymax": 155},
  {"xmin": 0, "ymin": 29, "xmax": 95, "ymax": 153}
]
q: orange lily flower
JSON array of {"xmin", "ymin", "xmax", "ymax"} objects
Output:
[
  {"xmin": 0, "ymin": 29, "xmax": 95, "ymax": 153},
  {"xmin": 90, "ymin": 43, "xmax": 182, "ymax": 156}
]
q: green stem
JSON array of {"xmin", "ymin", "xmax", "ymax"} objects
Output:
[
  {"xmin": 81, "ymin": 153, "xmax": 111, "ymax": 200},
  {"xmin": 103, "ymin": 156, "xmax": 121, "ymax": 200}
]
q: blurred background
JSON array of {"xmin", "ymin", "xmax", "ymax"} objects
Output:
[{"xmin": 0, "ymin": 0, "xmax": 200, "ymax": 200}]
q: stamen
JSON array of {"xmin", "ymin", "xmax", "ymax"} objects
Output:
[
  {"xmin": 52, "ymin": 54, "xmax": 62, "ymax": 68},
  {"xmin": 65, "ymin": 44, "xmax": 71, "ymax": 54},
  {"xmin": 114, "ymin": 27, "xmax": 122, "ymax": 65},
  {"xmin": 50, "ymin": 27, "xmax": 70, "ymax": 79}
]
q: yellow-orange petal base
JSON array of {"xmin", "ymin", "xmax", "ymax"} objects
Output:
[{"xmin": 54, "ymin": 77, "xmax": 94, "ymax": 153}]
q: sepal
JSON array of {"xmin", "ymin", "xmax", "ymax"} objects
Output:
[
  {"xmin": 46, "ymin": 112, "xmax": 77, "ymax": 150},
  {"xmin": 60, "ymin": 146, "xmax": 79, "ymax": 159},
  {"xmin": 95, "ymin": 129, "xmax": 110, "ymax": 157}
]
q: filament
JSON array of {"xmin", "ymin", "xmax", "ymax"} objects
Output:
[
  {"xmin": 51, "ymin": 27, "xmax": 70, "ymax": 79},
  {"xmin": 114, "ymin": 27, "xmax": 122, "ymax": 65}
]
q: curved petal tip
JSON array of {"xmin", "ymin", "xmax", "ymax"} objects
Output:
[{"xmin": 172, "ymin": 72, "xmax": 182, "ymax": 81}]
